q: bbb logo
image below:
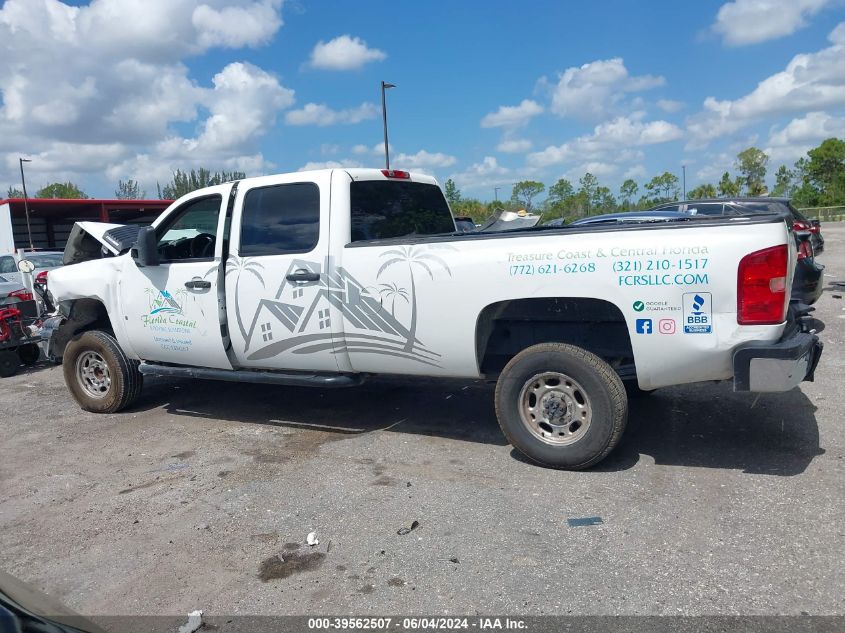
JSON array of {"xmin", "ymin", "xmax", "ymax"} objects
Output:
[{"xmin": 635, "ymin": 318, "xmax": 653, "ymax": 334}]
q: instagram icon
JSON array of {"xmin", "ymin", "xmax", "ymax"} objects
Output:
[{"xmin": 658, "ymin": 319, "xmax": 676, "ymax": 334}]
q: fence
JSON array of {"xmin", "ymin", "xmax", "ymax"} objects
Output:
[{"xmin": 797, "ymin": 206, "xmax": 845, "ymax": 222}]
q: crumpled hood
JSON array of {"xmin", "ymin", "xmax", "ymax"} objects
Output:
[{"xmin": 63, "ymin": 221, "xmax": 142, "ymax": 265}]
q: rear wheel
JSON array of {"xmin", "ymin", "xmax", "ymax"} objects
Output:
[
  {"xmin": 63, "ymin": 330, "xmax": 143, "ymax": 413},
  {"xmin": 0, "ymin": 350, "xmax": 20, "ymax": 378},
  {"xmin": 495, "ymin": 343, "xmax": 628, "ymax": 470},
  {"xmin": 18, "ymin": 343, "xmax": 40, "ymax": 366}
]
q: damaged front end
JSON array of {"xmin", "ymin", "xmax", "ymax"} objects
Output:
[{"xmin": 45, "ymin": 221, "xmax": 140, "ymax": 361}]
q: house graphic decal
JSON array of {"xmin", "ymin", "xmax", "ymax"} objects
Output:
[{"xmin": 241, "ymin": 251, "xmax": 448, "ymax": 367}]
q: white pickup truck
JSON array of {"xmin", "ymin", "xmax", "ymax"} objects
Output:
[{"xmin": 47, "ymin": 168, "xmax": 823, "ymax": 469}]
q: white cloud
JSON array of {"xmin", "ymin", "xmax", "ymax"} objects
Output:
[
  {"xmin": 393, "ymin": 150, "xmax": 457, "ymax": 170},
  {"xmin": 307, "ymin": 34, "xmax": 386, "ymax": 71},
  {"xmin": 192, "ymin": 0, "xmax": 283, "ymax": 49},
  {"xmin": 0, "ymin": 0, "xmax": 289, "ymax": 193},
  {"xmin": 298, "ymin": 159, "xmax": 362, "ymax": 171},
  {"xmin": 687, "ymin": 23, "xmax": 845, "ymax": 146},
  {"xmin": 713, "ymin": 0, "xmax": 830, "ymax": 46},
  {"xmin": 285, "ymin": 102, "xmax": 377, "ymax": 126},
  {"xmin": 497, "ymin": 138, "xmax": 533, "ymax": 153},
  {"xmin": 545, "ymin": 58, "xmax": 664, "ymax": 120},
  {"xmin": 528, "ymin": 116, "xmax": 683, "ymax": 168},
  {"xmin": 623, "ymin": 165, "xmax": 648, "ymax": 180},
  {"xmin": 656, "ymin": 99, "xmax": 684, "ymax": 113},
  {"xmin": 481, "ymin": 100, "xmax": 543, "ymax": 128},
  {"xmin": 564, "ymin": 162, "xmax": 619, "ymax": 181},
  {"xmin": 449, "ymin": 156, "xmax": 511, "ymax": 189},
  {"xmin": 765, "ymin": 111, "xmax": 845, "ymax": 161},
  {"xmin": 107, "ymin": 61, "xmax": 293, "ymax": 184}
]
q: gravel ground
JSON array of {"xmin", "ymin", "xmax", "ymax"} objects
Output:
[{"xmin": 1, "ymin": 226, "xmax": 843, "ymax": 619}]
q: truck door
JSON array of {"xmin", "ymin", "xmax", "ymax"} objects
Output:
[
  {"xmin": 224, "ymin": 171, "xmax": 338, "ymax": 371},
  {"xmin": 118, "ymin": 187, "xmax": 232, "ymax": 369}
]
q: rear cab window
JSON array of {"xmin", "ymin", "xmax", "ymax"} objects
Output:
[{"xmin": 350, "ymin": 180, "xmax": 455, "ymax": 242}]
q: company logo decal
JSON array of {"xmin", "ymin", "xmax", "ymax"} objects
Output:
[
  {"xmin": 683, "ymin": 292, "xmax": 712, "ymax": 334},
  {"xmin": 635, "ymin": 318, "xmax": 653, "ymax": 334},
  {"xmin": 658, "ymin": 318, "xmax": 676, "ymax": 334}
]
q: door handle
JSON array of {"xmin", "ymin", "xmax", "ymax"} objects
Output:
[
  {"xmin": 185, "ymin": 279, "xmax": 211, "ymax": 290},
  {"xmin": 286, "ymin": 271, "xmax": 320, "ymax": 283}
]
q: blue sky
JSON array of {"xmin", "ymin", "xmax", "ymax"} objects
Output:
[{"xmin": 2, "ymin": 0, "xmax": 844, "ymax": 200}]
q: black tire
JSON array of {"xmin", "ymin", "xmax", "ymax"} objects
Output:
[
  {"xmin": 62, "ymin": 330, "xmax": 143, "ymax": 413},
  {"xmin": 18, "ymin": 343, "xmax": 40, "ymax": 366},
  {"xmin": 495, "ymin": 342, "xmax": 628, "ymax": 470},
  {"xmin": 0, "ymin": 350, "xmax": 20, "ymax": 378}
]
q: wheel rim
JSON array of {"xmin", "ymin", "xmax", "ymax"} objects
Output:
[
  {"xmin": 518, "ymin": 371, "xmax": 593, "ymax": 445},
  {"xmin": 76, "ymin": 351, "xmax": 111, "ymax": 399}
]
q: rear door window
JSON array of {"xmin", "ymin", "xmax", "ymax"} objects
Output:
[
  {"xmin": 350, "ymin": 180, "xmax": 455, "ymax": 242},
  {"xmin": 239, "ymin": 183, "xmax": 320, "ymax": 256}
]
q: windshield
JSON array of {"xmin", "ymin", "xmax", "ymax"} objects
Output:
[
  {"xmin": 27, "ymin": 253, "xmax": 64, "ymax": 268},
  {"xmin": 350, "ymin": 180, "xmax": 455, "ymax": 241}
]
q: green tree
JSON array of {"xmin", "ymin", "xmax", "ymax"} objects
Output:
[
  {"xmin": 548, "ymin": 178, "xmax": 574, "ymax": 204},
  {"xmin": 645, "ymin": 172, "xmax": 679, "ymax": 203},
  {"xmin": 7, "ymin": 186, "xmax": 24, "ymax": 198},
  {"xmin": 115, "ymin": 179, "xmax": 146, "ymax": 200},
  {"xmin": 35, "ymin": 182, "xmax": 88, "ymax": 199},
  {"xmin": 157, "ymin": 168, "xmax": 246, "ymax": 199},
  {"xmin": 770, "ymin": 165, "xmax": 795, "ymax": 197},
  {"xmin": 619, "ymin": 179, "xmax": 638, "ymax": 208},
  {"xmin": 444, "ymin": 178, "xmax": 461, "ymax": 205},
  {"xmin": 593, "ymin": 186, "xmax": 616, "ymax": 213},
  {"xmin": 688, "ymin": 183, "xmax": 717, "ymax": 199},
  {"xmin": 510, "ymin": 180, "xmax": 545, "ymax": 212},
  {"xmin": 578, "ymin": 173, "xmax": 598, "ymax": 215},
  {"xmin": 717, "ymin": 171, "xmax": 741, "ymax": 198},
  {"xmin": 805, "ymin": 138, "xmax": 845, "ymax": 187},
  {"xmin": 805, "ymin": 138, "xmax": 845, "ymax": 204},
  {"xmin": 451, "ymin": 198, "xmax": 488, "ymax": 223},
  {"xmin": 735, "ymin": 147, "xmax": 769, "ymax": 196}
]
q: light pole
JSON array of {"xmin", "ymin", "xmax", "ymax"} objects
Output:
[
  {"xmin": 494, "ymin": 186, "xmax": 500, "ymax": 202},
  {"xmin": 682, "ymin": 164, "xmax": 686, "ymax": 200},
  {"xmin": 19, "ymin": 157, "xmax": 34, "ymax": 250},
  {"xmin": 380, "ymin": 81, "xmax": 396, "ymax": 170}
]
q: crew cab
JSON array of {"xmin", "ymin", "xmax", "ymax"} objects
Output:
[{"xmin": 46, "ymin": 169, "xmax": 823, "ymax": 469}]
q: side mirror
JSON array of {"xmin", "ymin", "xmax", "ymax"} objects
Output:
[
  {"xmin": 17, "ymin": 259, "xmax": 35, "ymax": 274},
  {"xmin": 131, "ymin": 226, "xmax": 160, "ymax": 267}
]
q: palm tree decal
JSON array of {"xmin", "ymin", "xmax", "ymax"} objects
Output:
[
  {"xmin": 377, "ymin": 246, "xmax": 451, "ymax": 352},
  {"xmin": 378, "ymin": 282, "xmax": 409, "ymax": 317},
  {"xmin": 226, "ymin": 255, "xmax": 265, "ymax": 341}
]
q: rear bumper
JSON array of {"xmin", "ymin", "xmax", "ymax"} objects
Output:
[{"xmin": 733, "ymin": 330, "xmax": 822, "ymax": 392}]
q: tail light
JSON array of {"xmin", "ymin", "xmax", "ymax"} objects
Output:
[
  {"xmin": 7, "ymin": 288, "xmax": 34, "ymax": 302},
  {"xmin": 797, "ymin": 238, "xmax": 813, "ymax": 261},
  {"xmin": 737, "ymin": 244, "xmax": 788, "ymax": 325},
  {"xmin": 792, "ymin": 220, "xmax": 808, "ymax": 231},
  {"xmin": 35, "ymin": 270, "xmax": 48, "ymax": 285},
  {"xmin": 381, "ymin": 169, "xmax": 410, "ymax": 179}
]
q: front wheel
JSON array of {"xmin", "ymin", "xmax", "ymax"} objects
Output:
[
  {"xmin": 63, "ymin": 330, "xmax": 143, "ymax": 413},
  {"xmin": 0, "ymin": 350, "xmax": 20, "ymax": 378},
  {"xmin": 495, "ymin": 343, "xmax": 628, "ymax": 470}
]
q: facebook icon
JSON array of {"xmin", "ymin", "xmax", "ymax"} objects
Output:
[{"xmin": 635, "ymin": 318, "xmax": 653, "ymax": 334}]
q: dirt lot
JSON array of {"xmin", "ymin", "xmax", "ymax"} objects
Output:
[{"xmin": 1, "ymin": 226, "xmax": 844, "ymax": 618}]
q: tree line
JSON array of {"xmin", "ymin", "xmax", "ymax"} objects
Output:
[
  {"xmin": 6, "ymin": 169, "xmax": 245, "ymax": 201},
  {"xmin": 446, "ymin": 137, "xmax": 845, "ymax": 223},
  {"xmin": 6, "ymin": 137, "xmax": 844, "ymax": 220}
]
